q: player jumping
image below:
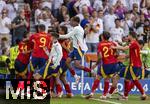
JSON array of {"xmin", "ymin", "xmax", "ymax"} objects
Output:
[{"xmin": 59, "ymin": 16, "xmax": 93, "ymax": 84}]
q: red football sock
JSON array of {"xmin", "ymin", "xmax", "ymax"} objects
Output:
[
  {"xmin": 64, "ymin": 83, "xmax": 72, "ymax": 94},
  {"xmin": 133, "ymin": 80, "xmax": 144, "ymax": 95},
  {"xmin": 129, "ymin": 81, "xmax": 135, "ymax": 91},
  {"xmin": 109, "ymin": 86, "xmax": 116, "ymax": 94},
  {"xmin": 82, "ymin": 67, "xmax": 91, "ymax": 72},
  {"xmin": 103, "ymin": 79, "xmax": 109, "ymax": 95},
  {"xmin": 50, "ymin": 77, "xmax": 55, "ymax": 91},
  {"xmin": 56, "ymin": 84, "xmax": 62, "ymax": 94},
  {"xmin": 69, "ymin": 68, "xmax": 76, "ymax": 76},
  {"xmin": 91, "ymin": 79, "xmax": 100, "ymax": 93},
  {"xmin": 124, "ymin": 80, "xmax": 130, "ymax": 97},
  {"xmin": 27, "ymin": 71, "xmax": 33, "ymax": 79}
]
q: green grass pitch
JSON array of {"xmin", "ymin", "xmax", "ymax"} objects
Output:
[
  {"xmin": 0, "ymin": 94, "xmax": 149, "ymax": 104},
  {"xmin": 50, "ymin": 94, "xmax": 150, "ymax": 104}
]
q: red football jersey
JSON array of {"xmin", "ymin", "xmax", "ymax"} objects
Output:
[
  {"xmin": 30, "ymin": 32, "xmax": 52, "ymax": 59},
  {"xmin": 59, "ymin": 39, "xmax": 70, "ymax": 59},
  {"xmin": 129, "ymin": 40, "xmax": 142, "ymax": 67},
  {"xmin": 17, "ymin": 40, "xmax": 32, "ymax": 64},
  {"xmin": 98, "ymin": 41, "xmax": 117, "ymax": 64}
]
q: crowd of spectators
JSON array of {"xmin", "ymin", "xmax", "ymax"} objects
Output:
[{"xmin": 0, "ymin": 0, "xmax": 150, "ymax": 55}]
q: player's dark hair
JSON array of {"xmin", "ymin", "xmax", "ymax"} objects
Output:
[
  {"xmin": 59, "ymin": 26, "xmax": 68, "ymax": 34},
  {"xmin": 38, "ymin": 24, "xmax": 46, "ymax": 31},
  {"xmin": 15, "ymin": 39, "xmax": 21, "ymax": 45},
  {"xmin": 51, "ymin": 32, "xmax": 59, "ymax": 39},
  {"xmin": 129, "ymin": 31, "xmax": 137, "ymax": 39},
  {"xmin": 23, "ymin": 31, "xmax": 29, "ymax": 38},
  {"xmin": 98, "ymin": 9, "xmax": 103, "ymax": 13},
  {"xmin": 72, "ymin": 16, "xmax": 80, "ymax": 23},
  {"xmin": 102, "ymin": 31, "xmax": 110, "ymax": 40},
  {"xmin": 138, "ymin": 40, "xmax": 145, "ymax": 46},
  {"xmin": 115, "ymin": 18, "xmax": 121, "ymax": 22}
]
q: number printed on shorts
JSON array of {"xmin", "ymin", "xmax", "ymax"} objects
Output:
[{"xmin": 39, "ymin": 37, "xmax": 46, "ymax": 47}]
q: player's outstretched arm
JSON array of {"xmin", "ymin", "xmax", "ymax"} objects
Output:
[
  {"xmin": 91, "ymin": 53, "xmax": 101, "ymax": 70},
  {"xmin": 111, "ymin": 45, "xmax": 129, "ymax": 51},
  {"xmin": 140, "ymin": 50, "xmax": 150, "ymax": 54},
  {"xmin": 59, "ymin": 30, "xmax": 75, "ymax": 39}
]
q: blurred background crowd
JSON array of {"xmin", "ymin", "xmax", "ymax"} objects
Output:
[
  {"xmin": 0, "ymin": 0, "xmax": 149, "ymax": 77},
  {"xmin": 0, "ymin": 0, "xmax": 149, "ymax": 54}
]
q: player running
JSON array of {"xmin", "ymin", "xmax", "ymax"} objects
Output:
[
  {"xmin": 113, "ymin": 31, "xmax": 148, "ymax": 100},
  {"xmin": 15, "ymin": 32, "xmax": 32, "ymax": 79},
  {"xmin": 86, "ymin": 31, "xmax": 120, "ymax": 99},
  {"xmin": 59, "ymin": 16, "xmax": 92, "ymax": 84}
]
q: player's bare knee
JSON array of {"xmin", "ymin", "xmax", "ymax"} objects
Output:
[{"xmin": 96, "ymin": 75, "xmax": 101, "ymax": 80}]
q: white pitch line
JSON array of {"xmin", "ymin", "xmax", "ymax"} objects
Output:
[{"xmin": 90, "ymin": 98, "xmax": 122, "ymax": 104}]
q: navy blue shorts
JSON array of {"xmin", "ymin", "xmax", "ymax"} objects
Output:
[
  {"xmin": 69, "ymin": 48, "xmax": 84, "ymax": 60},
  {"xmin": 31, "ymin": 57, "xmax": 47, "ymax": 70},
  {"xmin": 39, "ymin": 64, "xmax": 60, "ymax": 77},
  {"xmin": 97, "ymin": 63, "xmax": 120, "ymax": 78},
  {"xmin": 60, "ymin": 58, "xmax": 68, "ymax": 74},
  {"xmin": 15, "ymin": 59, "xmax": 28, "ymax": 73},
  {"xmin": 139, "ymin": 68, "xmax": 150, "ymax": 79},
  {"xmin": 119, "ymin": 66, "xmax": 141, "ymax": 80}
]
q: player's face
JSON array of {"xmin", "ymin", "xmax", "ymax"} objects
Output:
[
  {"xmin": 101, "ymin": 35, "xmax": 104, "ymax": 41},
  {"xmin": 115, "ymin": 20, "xmax": 120, "ymax": 27},
  {"xmin": 140, "ymin": 44, "xmax": 144, "ymax": 49},
  {"xmin": 70, "ymin": 19, "xmax": 75, "ymax": 27},
  {"xmin": 58, "ymin": 28, "xmax": 63, "ymax": 34},
  {"xmin": 128, "ymin": 35, "xmax": 132, "ymax": 41},
  {"xmin": 26, "ymin": 33, "xmax": 30, "ymax": 39}
]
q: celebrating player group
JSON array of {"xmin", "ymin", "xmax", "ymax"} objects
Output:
[{"xmin": 14, "ymin": 16, "xmax": 150, "ymax": 100}]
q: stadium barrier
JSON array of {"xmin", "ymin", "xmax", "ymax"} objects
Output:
[
  {"xmin": 65, "ymin": 78, "xmax": 150, "ymax": 95},
  {"xmin": 65, "ymin": 53, "xmax": 150, "ymax": 95}
]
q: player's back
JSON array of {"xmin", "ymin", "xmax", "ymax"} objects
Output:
[
  {"xmin": 129, "ymin": 40, "xmax": 142, "ymax": 67},
  {"xmin": 30, "ymin": 32, "xmax": 52, "ymax": 59},
  {"xmin": 98, "ymin": 41, "xmax": 117, "ymax": 64},
  {"xmin": 17, "ymin": 41, "xmax": 32, "ymax": 64}
]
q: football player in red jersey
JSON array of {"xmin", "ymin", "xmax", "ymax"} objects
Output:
[
  {"xmin": 86, "ymin": 31, "xmax": 120, "ymax": 99},
  {"xmin": 15, "ymin": 31, "xmax": 32, "ymax": 79},
  {"xmin": 58, "ymin": 26, "xmax": 73, "ymax": 98},
  {"xmin": 113, "ymin": 31, "xmax": 148, "ymax": 100},
  {"xmin": 34, "ymin": 32, "xmax": 63, "ymax": 98},
  {"xmin": 28, "ymin": 24, "xmax": 52, "ymax": 79}
]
